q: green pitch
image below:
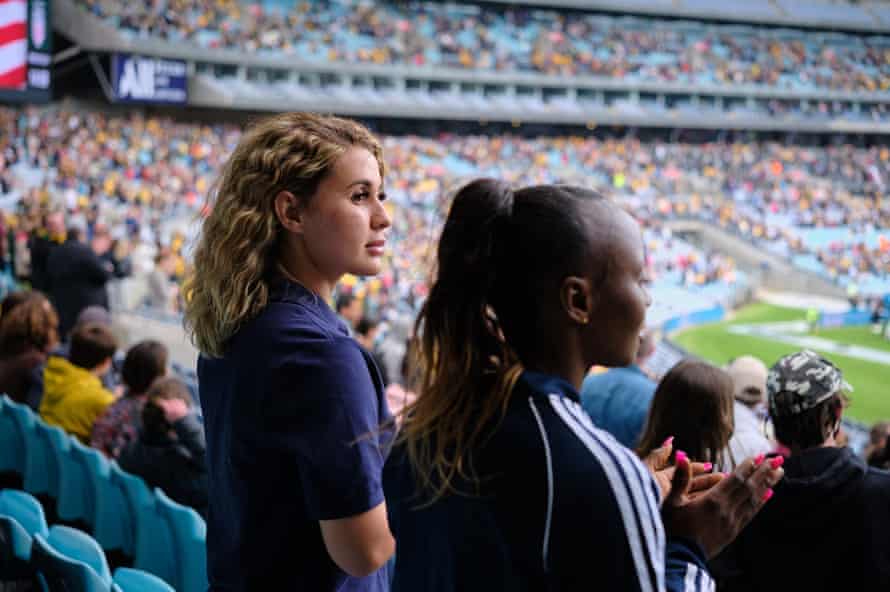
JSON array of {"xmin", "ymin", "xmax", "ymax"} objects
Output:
[{"xmin": 672, "ymin": 302, "xmax": 890, "ymax": 423}]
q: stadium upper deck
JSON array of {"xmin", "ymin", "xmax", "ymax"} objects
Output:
[{"xmin": 53, "ymin": 0, "xmax": 890, "ymax": 132}]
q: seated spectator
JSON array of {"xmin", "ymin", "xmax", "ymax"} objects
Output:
[
  {"xmin": 580, "ymin": 329, "xmax": 657, "ymax": 448},
  {"xmin": 91, "ymin": 340, "xmax": 169, "ymax": 459},
  {"xmin": 0, "ymin": 292, "xmax": 59, "ymax": 409},
  {"xmin": 119, "ymin": 377, "xmax": 207, "ymax": 518},
  {"xmin": 637, "ymin": 359, "xmax": 736, "ymax": 470},
  {"xmin": 39, "ymin": 322, "xmax": 117, "ymax": 442},
  {"xmin": 724, "ymin": 356, "xmax": 772, "ymax": 470},
  {"xmin": 355, "ymin": 316, "xmax": 390, "ymax": 385},
  {"xmin": 865, "ymin": 421, "xmax": 890, "ymax": 470},
  {"xmin": 717, "ymin": 350, "xmax": 890, "ymax": 591},
  {"xmin": 146, "ymin": 251, "xmax": 178, "ymax": 313}
]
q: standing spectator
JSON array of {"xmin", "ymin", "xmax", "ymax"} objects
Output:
[
  {"xmin": 336, "ymin": 292, "xmax": 363, "ymax": 332},
  {"xmin": 718, "ymin": 350, "xmax": 890, "ymax": 591},
  {"xmin": 637, "ymin": 359, "xmax": 736, "ymax": 470},
  {"xmin": 91, "ymin": 340, "xmax": 169, "ymax": 459},
  {"xmin": 185, "ymin": 113, "xmax": 394, "ymax": 591},
  {"xmin": 384, "ymin": 337, "xmax": 418, "ymax": 422},
  {"xmin": 46, "ymin": 226, "xmax": 113, "ymax": 337},
  {"xmin": 39, "ymin": 322, "xmax": 117, "ymax": 443},
  {"xmin": 146, "ymin": 251, "xmax": 178, "ymax": 313},
  {"xmin": 119, "ymin": 377, "xmax": 207, "ymax": 517},
  {"xmin": 354, "ymin": 316, "xmax": 389, "ymax": 385},
  {"xmin": 580, "ymin": 329, "xmax": 658, "ymax": 448},
  {"xmin": 28, "ymin": 210, "xmax": 65, "ymax": 293},
  {"xmin": 0, "ymin": 292, "xmax": 59, "ymax": 409},
  {"xmin": 384, "ymin": 180, "xmax": 783, "ymax": 591},
  {"xmin": 724, "ymin": 356, "xmax": 772, "ymax": 470}
]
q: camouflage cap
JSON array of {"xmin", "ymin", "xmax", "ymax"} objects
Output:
[{"xmin": 767, "ymin": 350, "xmax": 852, "ymax": 417}]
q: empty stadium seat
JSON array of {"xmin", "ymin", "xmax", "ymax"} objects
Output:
[
  {"xmin": 110, "ymin": 463, "xmax": 175, "ymax": 586},
  {"xmin": 154, "ymin": 488, "xmax": 208, "ymax": 592},
  {"xmin": 44, "ymin": 525, "xmax": 112, "ymax": 584},
  {"xmin": 24, "ymin": 421, "xmax": 65, "ymax": 501},
  {"xmin": 31, "ymin": 532, "xmax": 111, "ymax": 592},
  {"xmin": 1, "ymin": 396, "xmax": 33, "ymax": 479},
  {"xmin": 73, "ymin": 444, "xmax": 129, "ymax": 553},
  {"xmin": 56, "ymin": 436, "xmax": 98, "ymax": 526},
  {"xmin": 0, "ymin": 515, "xmax": 33, "ymax": 563},
  {"xmin": 0, "ymin": 490, "xmax": 48, "ymax": 540},
  {"xmin": 113, "ymin": 567, "xmax": 175, "ymax": 592}
]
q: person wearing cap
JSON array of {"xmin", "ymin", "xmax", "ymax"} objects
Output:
[
  {"xmin": 716, "ymin": 350, "xmax": 890, "ymax": 592},
  {"xmin": 723, "ymin": 356, "xmax": 772, "ymax": 470}
]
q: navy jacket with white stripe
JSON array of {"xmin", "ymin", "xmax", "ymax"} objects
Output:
[{"xmin": 383, "ymin": 371, "xmax": 713, "ymax": 592}]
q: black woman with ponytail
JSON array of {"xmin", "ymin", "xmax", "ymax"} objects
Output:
[{"xmin": 383, "ymin": 179, "xmax": 785, "ymax": 591}]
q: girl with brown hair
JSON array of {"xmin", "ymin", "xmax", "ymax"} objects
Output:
[{"xmin": 637, "ymin": 359, "xmax": 737, "ymax": 471}]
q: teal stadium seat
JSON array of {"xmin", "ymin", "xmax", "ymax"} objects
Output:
[
  {"xmin": 44, "ymin": 525, "xmax": 112, "ymax": 584},
  {"xmin": 110, "ymin": 464, "xmax": 175, "ymax": 586},
  {"xmin": 154, "ymin": 488, "xmax": 208, "ymax": 592},
  {"xmin": 24, "ymin": 421, "xmax": 65, "ymax": 501},
  {"xmin": 0, "ymin": 490, "xmax": 48, "ymax": 541},
  {"xmin": 1, "ymin": 396, "xmax": 33, "ymax": 478},
  {"xmin": 74, "ymin": 445, "xmax": 130, "ymax": 553},
  {"xmin": 31, "ymin": 532, "xmax": 110, "ymax": 592},
  {"xmin": 56, "ymin": 437, "xmax": 97, "ymax": 526},
  {"xmin": 113, "ymin": 567, "xmax": 176, "ymax": 592}
]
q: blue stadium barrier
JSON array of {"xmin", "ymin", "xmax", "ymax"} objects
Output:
[{"xmin": 661, "ymin": 305, "xmax": 726, "ymax": 334}]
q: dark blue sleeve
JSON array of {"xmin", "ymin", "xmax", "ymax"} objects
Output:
[
  {"xmin": 665, "ymin": 538, "xmax": 714, "ymax": 592},
  {"xmin": 263, "ymin": 335, "xmax": 388, "ymax": 522}
]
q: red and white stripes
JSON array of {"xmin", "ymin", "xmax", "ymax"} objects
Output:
[{"xmin": 0, "ymin": 0, "xmax": 27, "ymax": 89}]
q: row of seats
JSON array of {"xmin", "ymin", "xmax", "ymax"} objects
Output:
[
  {"xmin": 1, "ymin": 488, "xmax": 173, "ymax": 591},
  {"xmin": 0, "ymin": 395, "xmax": 208, "ymax": 591}
]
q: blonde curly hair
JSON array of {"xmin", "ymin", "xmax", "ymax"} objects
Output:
[{"xmin": 183, "ymin": 113, "xmax": 384, "ymax": 357}]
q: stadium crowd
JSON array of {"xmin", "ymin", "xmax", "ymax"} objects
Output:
[
  {"xmin": 76, "ymin": 0, "xmax": 890, "ymax": 93},
  {"xmin": 0, "ymin": 106, "xmax": 888, "ymax": 320}
]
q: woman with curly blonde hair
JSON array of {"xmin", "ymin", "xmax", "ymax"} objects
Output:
[{"xmin": 184, "ymin": 113, "xmax": 394, "ymax": 591}]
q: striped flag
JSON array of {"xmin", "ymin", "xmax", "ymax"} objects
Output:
[{"xmin": 0, "ymin": 0, "xmax": 26, "ymax": 89}]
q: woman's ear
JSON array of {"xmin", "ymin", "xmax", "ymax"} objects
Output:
[
  {"xmin": 561, "ymin": 276, "xmax": 596, "ymax": 326},
  {"xmin": 274, "ymin": 190, "xmax": 305, "ymax": 233}
]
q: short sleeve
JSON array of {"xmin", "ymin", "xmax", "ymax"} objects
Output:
[{"xmin": 261, "ymin": 335, "xmax": 389, "ymax": 521}]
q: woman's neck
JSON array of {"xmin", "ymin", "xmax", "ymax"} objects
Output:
[{"xmin": 277, "ymin": 260, "xmax": 336, "ymax": 302}]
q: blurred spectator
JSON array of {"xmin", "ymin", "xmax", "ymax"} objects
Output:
[
  {"xmin": 146, "ymin": 250, "xmax": 178, "ymax": 313},
  {"xmin": 865, "ymin": 420, "xmax": 890, "ymax": 468},
  {"xmin": 39, "ymin": 322, "xmax": 118, "ymax": 442},
  {"xmin": 724, "ymin": 356, "xmax": 773, "ymax": 470},
  {"xmin": 637, "ymin": 359, "xmax": 735, "ymax": 468},
  {"xmin": 27, "ymin": 210, "xmax": 65, "ymax": 293},
  {"xmin": 46, "ymin": 226, "xmax": 112, "ymax": 337},
  {"xmin": 354, "ymin": 316, "xmax": 389, "ymax": 385},
  {"xmin": 718, "ymin": 350, "xmax": 890, "ymax": 591},
  {"xmin": 580, "ymin": 329, "xmax": 657, "ymax": 448},
  {"xmin": 91, "ymin": 339, "xmax": 169, "ymax": 459},
  {"xmin": 0, "ymin": 291, "xmax": 59, "ymax": 409},
  {"xmin": 119, "ymin": 376, "xmax": 207, "ymax": 517},
  {"xmin": 384, "ymin": 337, "xmax": 418, "ymax": 422},
  {"xmin": 335, "ymin": 292, "xmax": 362, "ymax": 332}
]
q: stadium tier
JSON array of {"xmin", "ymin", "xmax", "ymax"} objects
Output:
[{"xmin": 48, "ymin": 0, "xmax": 890, "ymax": 131}]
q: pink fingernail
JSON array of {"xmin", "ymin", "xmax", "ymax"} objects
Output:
[
  {"xmin": 722, "ymin": 472, "xmax": 731, "ymax": 478},
  {"xmin": 703, "ymin": 462, "xmax": 713, "ymax": 472},
  {"xmin": 754, "ymin": 453, "xmax": 766, "ymax": 466},
  {"xmin": 770, "ymin": 456, "xmax": 784, "ymax": 469},
  {"xmin": 675, "ymin": 450, "xmax": 688, "ymax": 464},
  {"xmin": 662, "ymin": 436, "xmax": 674, "ymax": 447},
  {"xmin": 762, "ymin": 488, "xmax": 774, "ymax": 502}
]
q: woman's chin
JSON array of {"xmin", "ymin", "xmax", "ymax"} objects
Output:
[{"xmin": 350, "ymin": 261, "xmax": 383, "ymax": 277}]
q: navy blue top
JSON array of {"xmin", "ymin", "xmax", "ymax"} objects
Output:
[
  {"xmin": 198, "ymin": 278, "xmax": 392, "ymax": 591},
  {"xmin": 580, "ymin": 365, "xmax": 657, "ymax": 449},
  {"xmin": 384, "ymin": 371, "xmax": 712, "ymax": 592}
]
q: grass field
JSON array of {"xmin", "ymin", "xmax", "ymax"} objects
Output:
[{"xmin": 673, "ymin": 302, "xmax": 890, "ymax": 423}]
